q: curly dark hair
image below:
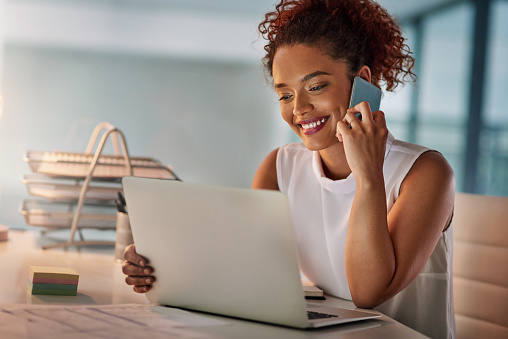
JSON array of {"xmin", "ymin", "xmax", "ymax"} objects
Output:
[{"xmin": 258, "ymin": 0, "xmax": 415, "ymax": 91}]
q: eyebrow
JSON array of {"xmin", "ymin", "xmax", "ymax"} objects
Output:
[{"xmin": 274, "ymin": 71, "xmax": 332, "ymax": 89}]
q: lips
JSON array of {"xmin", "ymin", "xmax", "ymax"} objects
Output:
[{"xmin": 297, "ymin": 116, "xmax": 329, "ymax": 135}]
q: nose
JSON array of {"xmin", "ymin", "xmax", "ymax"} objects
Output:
[{"xmin": 293, "ymin": 92, "xmax": 313, "ymax": 116}]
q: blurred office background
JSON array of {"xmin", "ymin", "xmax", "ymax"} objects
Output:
[{"xmin": 0, "ymin": 0, "xmax": 506, "ymax": 229}]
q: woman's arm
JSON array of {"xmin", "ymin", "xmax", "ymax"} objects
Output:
[
  {"xmin": 346, "ymin": 150, "xmax": 454, "ymax": 308},
  {"xmin": 252, "ymin": 148, "xmax": 280, "ymax": 190},
  {"xmin": 338, "ymin": 103, "xmax": 455, "ymax": 308}
]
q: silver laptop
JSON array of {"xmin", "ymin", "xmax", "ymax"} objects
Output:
[{"xmin": 122, "ymin": 177, "xmax": 380, "ymax": 329}]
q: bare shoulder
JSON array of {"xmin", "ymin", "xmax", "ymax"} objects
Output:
[
  {"xmin": 399, "ymin": 150, "xmax": 455, "ymax": 230},
  {"xmin": 252, "ymin": 148, "xmax": 279, "ymax": 191},
  {"xmin": 403, "ymin": 150, "xmax": 455, "ymax": 191}
]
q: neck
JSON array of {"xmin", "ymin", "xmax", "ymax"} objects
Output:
[{"xmin": 318, "ymin": 143, "xmax": 351, "ymax": 181}]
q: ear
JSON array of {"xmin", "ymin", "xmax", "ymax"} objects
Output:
[{"xmin": 357, "ymin": 65, "xmax": 372, "ymax": 83}]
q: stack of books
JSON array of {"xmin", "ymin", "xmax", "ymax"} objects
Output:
[{"xmin": 28, "ymin": 266, "xmax": 79, "ymax": 296}]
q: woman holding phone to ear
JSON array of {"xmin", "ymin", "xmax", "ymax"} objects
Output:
[{"xmin": 123, "ymin": 1, "xmax": 455, "ymax": 338}]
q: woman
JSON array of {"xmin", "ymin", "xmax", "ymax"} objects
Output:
[{"xmin": 123, "ymin": 1, "xmax": 456, "ymax": 338}]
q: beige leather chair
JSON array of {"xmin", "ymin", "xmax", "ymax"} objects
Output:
[{"xmin": 453, "ymin": 192, "xmax": 508, "ymax": 339}]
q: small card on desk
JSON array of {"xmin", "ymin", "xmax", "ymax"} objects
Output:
[
  {"xmin": 28, "ymin": 266, "xmax": 79, "ymax": 296},
  {"xmin": 303, "ymin": 284, "xmax": 325, "ymax": 300}
]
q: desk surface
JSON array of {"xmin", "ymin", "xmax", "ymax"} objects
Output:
[{"xmin": 1, "ymin": 230, "xmax": 428, "ymax": 338}]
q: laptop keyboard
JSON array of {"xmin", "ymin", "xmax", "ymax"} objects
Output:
[{"xmin": 307, "ymin": 311, "xmax": 339, "ymax": 320}]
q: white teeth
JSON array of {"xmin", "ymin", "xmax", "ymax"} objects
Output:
[{"xmin": 301, "ymin": 118, "xmax": 327, "ymax": 130}]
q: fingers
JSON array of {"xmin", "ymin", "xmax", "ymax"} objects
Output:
[
  {"xmin": 343, "ymin": 109, "xmax": 361, "ymax": 129},
  {"xmin": 336, "ymin": 105, "xmax": 386, "ymax": 143},
  {"xmin": 133, "ymin": 285, "xmax": 152, "ymax": 293},
  {"xmin": 372, "ymin": 109, "xmax": 386, "ymax": 125},
  {"xmin": 122, "ymin": 261, "xmax": 155, "ymax": 293},
  {"xmin": 122, "ymin": 261, "xmax": 154, "ymax": 276},
  {"xmin": 336, "ymin": 120, "xmax": 349, "ymax": 142},
  {"xmin": 125, "ymin": 274, "xmax": 155, "ymax": 287},
  {"xmin": 124, "ymin": 244, "xmax": 148, "ymax": 267},
  {"xmin": 122, "ymin": 243, "xmax": 155, "ymax": 294},
  {"xmin": 346, "ymin": 101, "xmax": 386, "ymax": 129},
  {"xmin": 349, "ymin": 101, "xmax": 375, "ymax": 125},
  {"xmin": 336, "ymin": 109, "xmax": 361, "ymax": 141}
]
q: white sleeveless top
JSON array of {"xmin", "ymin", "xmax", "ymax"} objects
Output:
[{"xmin": 276, "ymin": 133, "xmax": 455, "ymax": 339}]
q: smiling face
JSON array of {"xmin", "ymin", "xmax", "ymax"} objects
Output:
[{"xmin": 273, "ymin": 44, "xmax": 353, "ymax": 151}]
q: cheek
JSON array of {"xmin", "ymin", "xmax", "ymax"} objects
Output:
[
  {"xmin": 321, "ymin": 90, "xmax": 349, "ymax": 117},
  {"xmin": 326, "ymin": 102, "xmax": 345, "ymax": 118},
  {"xmin": 280, "ymin": 105, "xmax": 294, "ymax": 125}
]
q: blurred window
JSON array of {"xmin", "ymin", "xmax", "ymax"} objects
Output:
[
  {"xmin": 416, "ymin": 2, "xmax": 474, "ymax": 192},
  {"xmin": 479, "ymin": 0, "xmax": 508, "ymax": 196}
]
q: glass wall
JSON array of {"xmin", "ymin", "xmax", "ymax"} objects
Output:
[
  {"xmin": 416, "ymin": 2, "xmax": 473, "ymax": 193},
  {"xmin": 389, "ymin": 0, "xmax": 508, "ymax": 196},
  {"xmin": 479, "ymin": 0, "xmax": 508, "ymax": 196}
]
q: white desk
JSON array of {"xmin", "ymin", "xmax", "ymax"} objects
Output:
[{"xmin": 1, "ymin": 230, "xmax": 428, "ymax": 338}]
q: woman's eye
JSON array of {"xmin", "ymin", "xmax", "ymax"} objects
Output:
[
  {"xmin": 279, "ymin": 94, "xmax": 292, "ymax": 102},
  {"xmin": 309, "ymin": 83, "xmax": 327, "ymax": 91}
]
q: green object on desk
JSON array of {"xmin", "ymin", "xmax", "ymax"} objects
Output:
[
  {"xmin": 28, "ymin": 266, "xmax": 79, "ymax": 296},
  {"xmin": 30, "ymin": 288, "xmax": 77, "ymax": 296},
  {"xmin": 29, "ymin": 281, "xmax": 78, "ymax": 291}
]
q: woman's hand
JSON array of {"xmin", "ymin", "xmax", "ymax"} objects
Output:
[
  {"xmin": 122, "ymin": 244, "xmax": 155, "ymax": 293},
  {"xmin": 336, "ymin": 101, "xmax": 388, "ymax": 187}
]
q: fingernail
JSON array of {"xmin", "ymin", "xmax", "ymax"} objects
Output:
[
  {"xmin": 145, "ymin": 278, "xmax": 151, "ymax": 284},
  {"xmin": 139, "ymin": 260, "xmax": 145, "ymax": 267},
  {"xmin": 144, "ymin": 268, "xmax": 150, "ymax": 275}
]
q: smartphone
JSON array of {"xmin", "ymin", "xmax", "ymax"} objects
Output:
[{"xmin": 348, "ymin": 76, "xmax": 382, "ymax": 120}]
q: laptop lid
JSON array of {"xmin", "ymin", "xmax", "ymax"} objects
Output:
[{"xmin": 123, "ymin": 177, "xmax": 310, "ymax": 328}]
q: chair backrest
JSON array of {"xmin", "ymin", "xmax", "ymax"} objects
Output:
[{"xmin": 453, "ymin": 192, "xmax": 508, "ymax": 339}]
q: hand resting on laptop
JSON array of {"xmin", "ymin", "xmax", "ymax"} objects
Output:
[{"xmin": 122, "ymin": 244, "xmax": 154, "ymax": 293}]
